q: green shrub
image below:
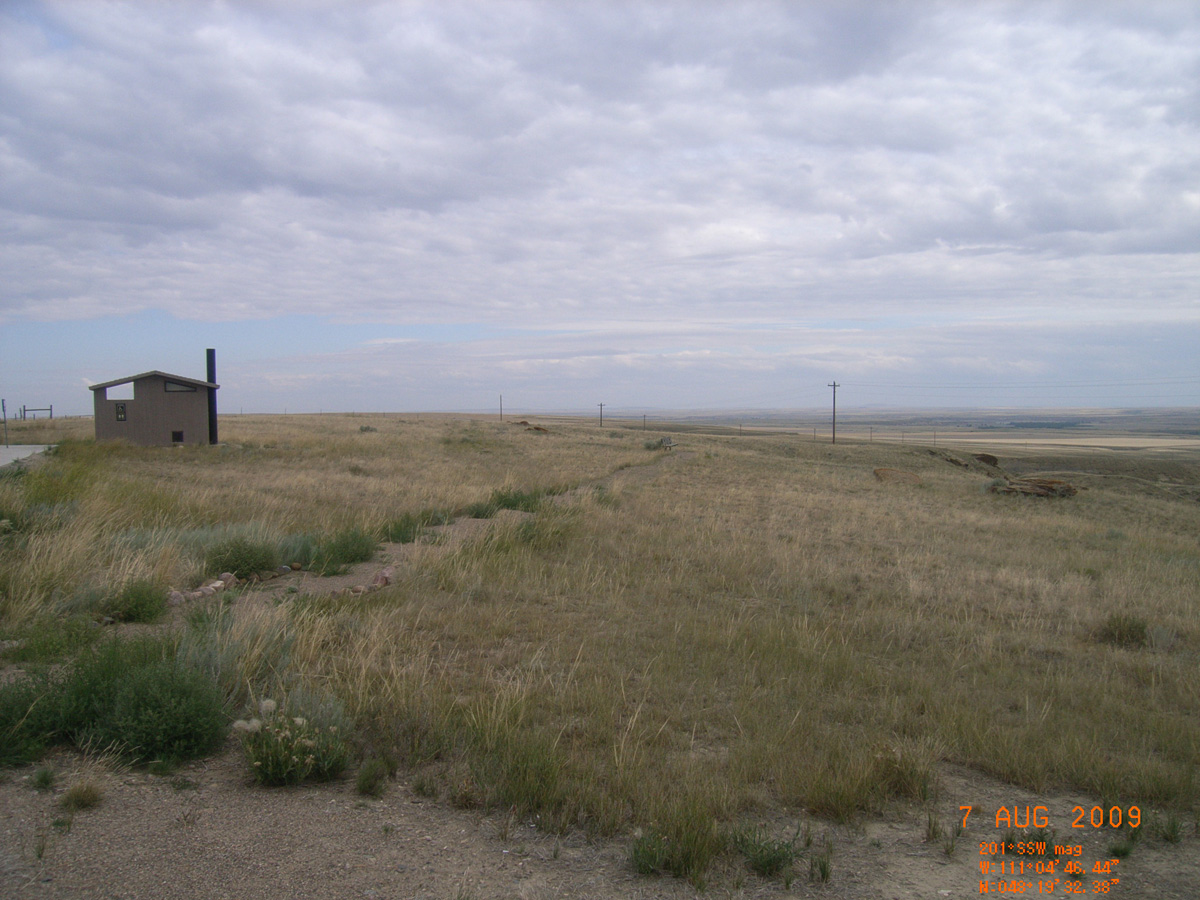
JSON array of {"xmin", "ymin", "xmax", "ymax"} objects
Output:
[
  {"xmin": 86, "ymin": 661, "xmax": 226, "ymax": 764},
  {"xmin": 0, "ymin": 674, "xmax": 59, "ymax": 766},
  {"xmin": 310, "ymin": 528, "xmax": 377, "ymax": 576},
  {"xmin": 356, "ymin": 758, "xmax": 389, "ymax": 797},
  {"xmin": 56, "ymin": 637, "xmax": 173, "ymax": 741},
  {"xmin": 103, "ymin": 580, "xmax": 168, "ymax": 624},
  {"xmin": 61, "ymin": 780, "xmax": 103, "ymax": 811},
  {"xmin": 3, "ymin": 636, "xmax": 228, "ymax": 766},
  {"xmin": 33, "ymin": 766, "xmax": 55, "ymax": 792},
  {"xmin": 205, "ymin": 535, "xmax": 279, "ymax": 579},
  {"xmin": 235, "ymin": 698, "xmax": 349, "ymax": 786}
]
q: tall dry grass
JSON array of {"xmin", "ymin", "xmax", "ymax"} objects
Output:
[{"xmin": 3, "ymin": 413, "xmax": 1199, "ymax": 872}]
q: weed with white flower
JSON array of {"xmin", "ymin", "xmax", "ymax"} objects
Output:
[{"xmin": 234, "ymin": 697, "xmax": 348, "ymax": 786}]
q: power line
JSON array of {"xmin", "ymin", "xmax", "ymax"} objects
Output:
[{"xmin": 842, "ymin": 376, "xmax": 1199, "ymax": 391}]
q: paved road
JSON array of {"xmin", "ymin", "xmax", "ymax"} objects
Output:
[{"xmin": 0, "ymin": 445, "xmax": 51, "ymax": 467}]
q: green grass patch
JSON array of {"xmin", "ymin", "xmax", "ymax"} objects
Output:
[
  {"xmin": 458, "ymin": 485, "xmax": 568, "ymax": 519},
  {"xmin": 383, "ymin": 509, "xmax": 453, "ymax": 543},
  {"xmin": 204, "ymin": 534, "xmax": 280, "ymax": 579},
  {"xmin": 2, "ymin": 615, "xmax": 98, "ymax": 664},
  {"xmin": 1095, "ymin": 614, "xmax": 1149, "ymax": 649},
  {"xmin": 633, "ymin": 793, "xmax": 728, "ymax": 886},
  {"xmin": 732, "ymin": 825, "xmax": 798, "ymax": 878},
  {"xmin": 277, "ymin": 533, "xmax": 317, "ymax": 569},
  {"xmin": 102, "ymin": 579, "xmax": 168, "ymax": 624},
  {"xmin": 61, "ymin": 780, "xmax": 103, "ymax": 812},
  {"xmin": 356, "ymin": 758, "xmax": 389, "ymax": 797},
  {"xmin": 310, "ymin": 527, "xmax": 378, "ymax": 575}
]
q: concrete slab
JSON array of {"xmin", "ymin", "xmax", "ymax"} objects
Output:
[{"xmin": 0, "ymin": 445, "xmax": 51, "ymax": 467}]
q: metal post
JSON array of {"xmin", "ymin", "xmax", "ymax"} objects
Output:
[
  {"xmin": 206, "ymin": 349, "xmax": 218, "ymax": 445},
  {"xmin": 598, "ymin": 403, "xmax": 604, "ymax": 427},
  {"xmin": 828, "ymin": 382, "xmax": 839, "ymax": 444}
]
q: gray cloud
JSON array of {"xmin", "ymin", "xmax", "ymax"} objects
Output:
[{"xmin": 1, "ymin": 1, "xmax": 1197, "ymax": 410}]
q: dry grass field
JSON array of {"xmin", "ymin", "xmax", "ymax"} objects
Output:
[{"xmin": 2, "ymin": 412, "xmax": 1199, "ymax": 896}]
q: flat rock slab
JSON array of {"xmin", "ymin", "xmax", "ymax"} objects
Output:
[{"xmin": 0, "ymin": 446, "xmax": 51, "ymax": 468}]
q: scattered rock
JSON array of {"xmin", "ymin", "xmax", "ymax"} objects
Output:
[
  {"xmin": 988, "ymin": 477, "xmax": 1077, "ymax": 498},
  {"xmin": 927, "ymin": 449, "xmax": 968, "ymax": 467},
  {"xmin": 289, "ymin": 562, "xmax": 302, "ymax": 571},
  {"xmin": 220, "ymin": 572, "xmax": 239, "ymax": 589},
  {"xmin": 168, "ymin": 591, "xmax": 187, "ymax": 606},
  {"xmin": 874, "ymin": 468, "xmax": 922, "ymax": 485}
]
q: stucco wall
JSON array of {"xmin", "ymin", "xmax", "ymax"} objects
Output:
[{"xmin": 93, "ymin": 375, "xmax": 212, "ymax": 446}]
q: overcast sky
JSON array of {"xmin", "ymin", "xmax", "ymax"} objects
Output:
[{"xmin": 2, "ymin": 1, "xmax": 1198, "ymax": 417}]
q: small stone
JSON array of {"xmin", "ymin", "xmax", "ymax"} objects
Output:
[
  {"xmin": 199, "ymin": 586, "xmax": 216, "ymax": 597},
  {"xmin": 276, "ymin": 566, "xmax": 292, "ymax": 576},
  {"xmin": 289, "ymin": 562, "xmax": 302, "ymax": 571},
  {"xmin": 219, "ymin": 572, "xmax": 239, "ymax": 588},
  {"xmin": 168, "ymin": 591, "xmax": 186, "ymax": 606},
  {"xmin": 371, "ymin": 566, "xmax": 394, "ymax": 588},
  {"xmin": 208, "ymin": 580, "xmax": 225, "ymax": 592}
]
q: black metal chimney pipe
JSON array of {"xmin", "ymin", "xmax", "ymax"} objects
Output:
[{"xmin": 206, "ymin": 348, "xmax": 218, "ymax": 445}]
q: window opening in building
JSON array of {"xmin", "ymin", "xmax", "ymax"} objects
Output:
[{"xmin": 171, "ymin": 431, "xmax": 184, "ymax": 443}]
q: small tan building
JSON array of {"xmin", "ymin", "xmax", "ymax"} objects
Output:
[{"xmin": 90, "ymin": 370, "xmax": 219, "ymax": 447}]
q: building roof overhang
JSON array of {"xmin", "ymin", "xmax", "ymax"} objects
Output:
[{"xmin": 89, "ymin": 371, "xmax": 219, "ymax": 391}]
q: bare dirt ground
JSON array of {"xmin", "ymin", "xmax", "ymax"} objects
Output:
[
  {"xmin": 4, "ymin": 748, "xmax": 1198, "ymax": 900},
  {"xmin": 3, "ymin": 446, "xmax": 1199, "ymax": 899}
]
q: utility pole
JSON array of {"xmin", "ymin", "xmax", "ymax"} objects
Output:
[
  {"xmin": 828, "ymin": 382, "xmax": 839, "ymax": 444},
  {"xmin": 598, "ymin": 403, "xmax": 604, "ymax": 427},
  {"xmin": 2, "ymin": 399, "xmax": 7, "ymax": 448},
  {"xmin": 499, "ymin": 394, "xmax": 503, "ymax": 422}
]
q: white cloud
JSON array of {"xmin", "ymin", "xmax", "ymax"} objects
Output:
[{"xmin": 1, "ymin": 1, "xmax": 1197, "ymax": 410}]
